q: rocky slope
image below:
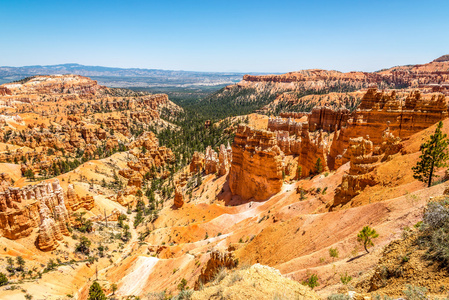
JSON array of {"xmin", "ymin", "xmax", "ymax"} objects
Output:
[
  {"xmin": 192, "ymin": 264, "xmax": 320, "ymax": 300},
  {"xmin": 0, "ymin": 178, "xmax": 87, "ymax": 251},
  {"xmin": 0, "ymin": 75, "xmax": 180, "ymax": 179},
  {"xmin": 1, "ymin": 59, "xmax": 449, "ymax": 300}
]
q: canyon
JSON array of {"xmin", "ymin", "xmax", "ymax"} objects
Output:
[{"xmin": 0, "ymin": 57, "xmax": 449, "ymax": 300}]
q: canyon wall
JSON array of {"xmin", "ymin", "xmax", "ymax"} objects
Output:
[
  {"xmin": 332, "ymin": 128, "xmax": 402, "ymax": 209},
  {"xmin": 329, "ymin": 88, "xmax": 448, "ymax": 168},
  {"xmin": 2, "ymin": 75, "xmax": 105, "ymax": 96},
  {"xmin": 0, "ymin": 179, "xmax": 94, "ymax": 251},
  {"xmin": 271, "ymin": 106, "xmax": 350, "ymax": 134},
  {"xmin": 228, "ymin": 125, "xmax": 285, "ymax": 201}
]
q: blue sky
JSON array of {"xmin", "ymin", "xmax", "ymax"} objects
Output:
[{"xmin": 0, "ymin": 0, "xmax": 448, "ymax": 72}]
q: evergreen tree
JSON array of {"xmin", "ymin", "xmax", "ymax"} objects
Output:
[
  {"xmin": 314, "ymin": 158, "xmax": 323, "ymax": 175},
  {"xmin": 196, "ymin": 170, "xmax": 202, "ymax": 187},
  {"xmin": 111, "ymin": 283, "xmax": 118, "ymax": 295},
  {"xmin": 16, "ymin": 256, "xmax": 25, "ymax": 272},
  {"xmin": 88, "ymin": 281, "xmax": 106, "ymax": 300},
  {"xmin": 413, "ymin": 121, "xmax": 449, "ymax": 187},
  {"xmin": 0, "ymin": 272, "xmax": 8, "ymax": 286},
  {"xmin": 357, "ymin": 226, "xmax": 379, "ymax": 253}
]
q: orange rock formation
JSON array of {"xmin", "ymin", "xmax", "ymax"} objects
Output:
[{"xmin": 229, "ymin": 125, "xmax": 284, "ymax": 201}]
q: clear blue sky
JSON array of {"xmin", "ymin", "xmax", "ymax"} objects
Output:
[{"xmin": 1, "ymin": 0, "xmax": 448, "ymax": 72}]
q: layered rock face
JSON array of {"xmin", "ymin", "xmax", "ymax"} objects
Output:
[
  {"xmin": 229, "ymin": 125, "xmax": 285, "ymax": 201},
  {"xmin": 0, "ymin": 179, "xmax": 70, "ymax": 251},
  {"xmin": 190, "ymin": 151, "xmax": 205, "ymax": 173},
  {"xmin": 218, "ymin": 143, "xmax": 232, "ymax": 176},
  {"xmin": 308, "ymin": 107, "xmax": 350, "ymax": 132},
  {"xmin": 2, "ymin": 75, "xmax": 104, "ymax": 96},
  {"xmin": 332, "ymin": 128, "xmax": 402, "ymax": 208},
  {"xmin": 268, "ymin": 119, "xmax": 330, "ymax": 176},
  {"xmin": 0, "ymin": 179, "xmax": 96, "ymax": 250},
  {"xmin": 329, "ymin": 88, "xmax": 448, "ymax": 168},
  {"xmin": 0, "ymin": 75, "xmax": 180, "ymax": 180},
  {"xmin": 242, "ymin": 70, "xmax": 382, "ymax": 85},
  {"xmin": 268, "ymin": 116, "xmax": 306, "ymax": 135},
  {"xmin": 270, "ymin": 106, "xmax": 350, "ymax": 134},
  {"xmin": 229, "ymin": 87, "xmax": 446, "ymax": 202},
  {"xmin": 0, "ymin": 87, "xmax": 11, "ymax": 96},
  {"xmin": 34, "ymin": 180, "xmax": 71, "ymax": 251},
  {"xmin": 66, "ymin": 184, "xmax": 95, "ymax": 211},
  {"xmin": 0, "ymin": 173, "xmax": 13, "ymax": 192},
  {"xmin": 229, "ymin": 121, "xmax": 333, "ymax": 201},
  {"xmin": 0, "ymin": 188, "xmax": 40, "ymax": 240},
  {"xmin": 173, "ymin": 185, "xmax": 184, "ymax": 208},
  {"xmin": 128, "ymin": 131, "xmax": 159, "ymax": 150},
  {"xmin": 261, "ymin": 91, "xmax": 363, "ymax": 116},
  {"xmin": 244, "ymin": 57, "xmax": 449, "ymax": 90}
]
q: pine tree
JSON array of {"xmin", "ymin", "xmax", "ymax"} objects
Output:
[
  {"xmin": 412, "ymin": 121, "xmax": 449, "ymax": 187},
  {"xmin": 111, "ymin": 283, "xmax": 118, "ymax": 295},
  {"xmin": 196, "ymin": 170, "xmax": 202, "ymax": 187},
  {"xmin": 88, "ymin": 281, "xmax": 106, "ymax": 300},
  {"xmin": 314, "ymin": 158, "xmax": 323, "ymax": 175},
  {"xmin": 0, "ymin": 272, "xmax": 8, "ymax": 286},
  {"xmin": 16, "ymin": 256, "xmax": 25, "ymax": 272},
  {"xmin": 357, "ymin": 226, "xmax": 379, "ymax": 253}
]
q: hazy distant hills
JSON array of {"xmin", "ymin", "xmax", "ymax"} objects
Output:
[{"xmin": 0, "ymin": 63, "xmax": 251, "ymax": 88}]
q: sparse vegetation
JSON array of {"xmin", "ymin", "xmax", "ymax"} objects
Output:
[
  {"xmin": 75, "ymin": 236, "xmax": 92, "ymax": 255},
  {"xmin": 340, "ymin": 272, "xmax": 352, "ymax": 285}
]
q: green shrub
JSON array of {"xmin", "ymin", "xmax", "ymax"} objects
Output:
[
  {"xmin": 329, "ymin": 247, "xmax": 339, "ymax": 259},
  {"xmin": 75, "ymin": 237, "xmax": 91, "ymax": 255},
  {"xmin": 372, "ymin": 294, "xmax": 394, "ymax": 300},
  {"xmin": 0, "ymin": 272, "xmax": 8, "ymax": 286},
  {"xmin": 302, "ymin": 273, "xmax": 319, "ymax": 290},
  {"xmin": 340, "ymin": 272, "xmax": 352, "ymax": 285},
  {"xmin": 177, "ymin": 278, "xmax": 188, "ymax": 291},
  {"xmin": 403, "ymin": 285, "xmax": 427, "ymax": 300},
  {"xmin": 420, "ymin": 200, "xmax": 449, "ymax": 266},
  {"xmin": 328, "ymin": 294, "xmax": 350, "ymax": 300}
]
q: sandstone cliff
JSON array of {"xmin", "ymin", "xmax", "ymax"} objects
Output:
[
  {"xmin": 228, "ymin": 125, "xmax": 284, "ymax": 201},
  {"xmin": 0, "ymin": 179, "xmax": 96, "ymax": 251},
  {"xmin": 190, "ymin": 151, "xmax": 205, "ymax": 174},
  {"xmin": 173, "ymin": 185, "xmax": 184, "ymax": 208},
  {"xmin": 2, "ymin": 75, "xmax": 105, "ymax": 95},
  {"xmin": 332, "ymin": 128, "xmax": 402, "ymax": 209},
  {"xmin": 329, "ymin": 88, "xmax": 447, "ymax": 168}
]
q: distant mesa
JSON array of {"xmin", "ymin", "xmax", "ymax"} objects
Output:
[{"xmin": 432, "ymin": 54, "xmax": 449, "ymax": 62}]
